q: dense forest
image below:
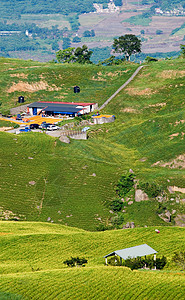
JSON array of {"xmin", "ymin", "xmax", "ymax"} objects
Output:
[
  {"xmin": 153, "ymin": 0, "xmax": 185, "ymax": 10},
  {"xmin": 0, "ymin": 0, "xmax": 122, "ymax": 17},
  {"xmin": 0, "ymin": 1, "xmax": 185, "ymax": 18}
]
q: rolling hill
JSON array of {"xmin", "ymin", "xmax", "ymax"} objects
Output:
[
  {"xmin": 0, "ymin": 222, "xmax": 184, "ymax": 299},
  {"xmin": 0, "ymin": 56, "xmax": 185, "ymax": 231}
]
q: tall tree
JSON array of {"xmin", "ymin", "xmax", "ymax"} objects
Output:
[
  {"xmin": 74, "ymin": 45, "xmax": 92, "ymax": 64},
  {"xmin": 56, "ymin": 47, "xmax": 75, "ymax": 63},
  {"xmin": 56, "ymin": 45, "xmax": 92, "ymax": 64},
  {"xmin": 180, "ymin": 44, "xmax": 185, "ymax": 58},
  {"xmin": 113, "ymin": 34, "xmax": 141, "ymax": 60}
]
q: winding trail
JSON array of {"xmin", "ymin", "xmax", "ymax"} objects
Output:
[{"xmin": 99, "ymin": 65, "xmax": 143, "ymax": 110}]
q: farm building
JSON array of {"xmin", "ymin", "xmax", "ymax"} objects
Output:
[
  {"xmin": 27, "ymin": 101, "xmax": 98, "ymax": 117},
  {"xmin": 92, "ymin": 114, "xmax": 115, "ymax": 124},
  {"xmin": 104, "ymin": 244, "xmax": 157, "ymax": 266}
]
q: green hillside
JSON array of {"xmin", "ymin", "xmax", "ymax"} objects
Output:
[
  {"xmin": 0, "ymin": 222, "xmax": 184, "ymax": 299},
  {"xmin": 0, "ymin": 57, "xmax": 137, "ymax": 113},
  {"xmin": 0, "ymin": 57, "xmax": 185, "ymax": 231}
]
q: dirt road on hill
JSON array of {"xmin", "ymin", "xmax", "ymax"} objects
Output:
[{"xmin": 99, "ymin": 65, "xmax": 143, "ymax": 110}]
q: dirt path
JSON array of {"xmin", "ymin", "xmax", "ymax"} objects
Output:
[{"xmin": 99, "ymin": 65, "xmax": 143, "ymax": 110}]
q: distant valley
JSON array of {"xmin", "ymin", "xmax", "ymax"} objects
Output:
[{"xmin": 0, "ymin": 0, "xmax": 185, "ymax": 62}]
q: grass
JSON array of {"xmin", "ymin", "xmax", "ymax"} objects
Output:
[
  {"xmin": 19, "ymin": 14, "xmax": 70, "ymax": 29},
  {"xmin": 0, "ymin": 57, "xmax": 185, "ymax": 231},
  {"xmin": 122, "ymin": 15, "xmax": 152, "ymax": 26},
  {"xmin": 0, "ymin": 222, "xmax": 184, "ymax": 299},
  {"xmin": 0, "ymin": 57, "xmax": 137, "ymax": 112},
  {"xmin": 0, "ymin": 120, "xmax": 19, "ymax": 128},
  {"xmin": 79, "ymin": 14, "xmax": 105, "ymax": 26}
]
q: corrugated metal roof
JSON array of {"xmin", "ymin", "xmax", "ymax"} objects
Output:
[
  {"xmin": 104, "ymin": 244, "xmax": 157, "ymax": 260},
  {"xmin": 44, "ymin": 105, "xmax": 82, "ymax": 113},
  {"xmin": 28, "ymin": 101, "xmax": 94, "ymax": 108}
]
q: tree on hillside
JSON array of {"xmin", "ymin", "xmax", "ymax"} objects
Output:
[
  {"xmin": 113, "ymin": 34, "xmax": 141, "ymax": 60},
  {"xmin": 56, "ymin": 45, "xmax": 92, "ymax": 64},
  {"xmin": 180, "ymin": 44, "xmax": 185, "ymax": 58},
  {"xmin": 74, "ymin": 45, "xmax": 92, "ymax": 64},
  {"xmin": 56, "ymin": 47, "xmax": 75, "ymax": 63}
]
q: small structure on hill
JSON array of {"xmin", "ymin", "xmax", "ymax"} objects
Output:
[
  {"xmin": 92, "ymin": 114, "xmax": 115, "ymax": 124},
  {"xmin": 104, "ymin": 244, "xmax": 157, "ymax": 267},
  {"xmin": 27, "ymin": 101, "xmax": 98, "ymax": 117}
]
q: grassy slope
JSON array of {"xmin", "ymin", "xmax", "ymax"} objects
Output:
[
  {"xmin": 0, "ymin": 57, "xmax": 185, "ymax": 231},
  {"xmin": 0, "ymin": 222, "xmax": 184, "ymax": 299},
  {"xmin": 0, "ymin": 58, "xmax": 138, "ymax": 230},
  {"xmin": 0, "ymin": 57, "xmax": 137, "ymax": 111}
]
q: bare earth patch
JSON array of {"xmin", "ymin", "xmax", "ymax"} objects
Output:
[
  {"xmin": 92, "ymin": 75, "xmax": 106, "ymax": 81},
  {"xmin": 169, "ymin": 132, "xmax": 184, "ymax": 140},
  {"xmin": 174, "ymin": 120, "xmax": 185, "ymax": 126},
  {"xmin": 0, "ymin": 127, "xmax": 13, "ymax": 131},
  {"xmin": 106, "ymin": 70, "xmax": 129, "ymax": 77},
  {"xmin": 10, "ymin": 73, "xmax": 28, "ymax": 79},
  {"xmin": 152, "ymin": 154, "xmax": 185, "ymax": 169},
  {"xmin": 169, "ymin": 132, "xmax": 179, "ymax": 140},
  {"xmin": 175, "ymin": 214, "xmax": 185, "ymax": 227},
  {"xmin": 148, "ymin": 102, "xmax": 166, "ymax": 108},
  {"xmin": 160, "ymin": 70, "xmax": 185, "ymax": 79},
  {"xmin": 121, "ymin": 107, "xmax": 138, "ymax": 113},
  {"xmin": 125, "ymin": 87, "xmax": 155, "ymax": 96},
  {"xmin": 7, "ymin": 81, "xmax": 61, "ymax": 93},
  {"xmin": 168, "ymin": 186, "xmax": 185, "ymax": 194}
]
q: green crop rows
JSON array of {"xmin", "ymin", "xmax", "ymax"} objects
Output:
[
  {"xmin": 0, "ymin": 57, "xmax": 185, "ymax": 231},
  {"xmin": 0, "ymin": 222, "xmax": 184, "ymax": 299}
]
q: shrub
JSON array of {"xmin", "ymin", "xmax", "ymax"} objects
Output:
[
  {"xmin": 123, "ymin": 256, "xmax": 167, "ymax": 270},
  {"xmin": 172, "ymin": 251, "xmax": 185, "ymax": 270},
  {"xmin": 116, "ymin": 173, "xmax": 135, "ymax": 197},
  {"xmin": 139, "ymin": 182, "xmax": 162, "ymax": 198},
  {"xmin": 73, "ymin": 36, "xmax": 81, "ymax": 43},
  {"xmin": 156, "ymin": 30, "xmax": 163, "ymax": 35},
  {"xmin": 96, "ymin": 224, "xmax": 113, "ymax": 231},
  {"xmin": 64, "ymin": 257, "xmax": 88, "ymax": 267},
  {"xmin": 110, "ymin": 199, "xmax": 123, "ymax": 212},
  {"xmin": 145, "ymin": 56, "xmax": 158, "ymax": 62},
  {"xmin": 111, "ymin": 214, "xmax": 124, "ymax": 227}
]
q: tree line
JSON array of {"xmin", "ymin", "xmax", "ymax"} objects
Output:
[
  {"xmin": 0, "ymin": 0, "xmax": 117, "ymax": 17},
  {"xmin": 56, "ymin": 34, "xmax": 142, "ymax": 64}
]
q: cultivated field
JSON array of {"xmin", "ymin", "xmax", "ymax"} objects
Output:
[
  {"xmin": 0, "ymin": 57, "xmax": 137, "ymax": 112},
  {"xmin": 0, "ymin": 222, "xmax": 184, "ymax": 299},
  {"xmin": 74, "ymin": 4, "xmax": 185, "ymax": 54},
  {"xmin": 0, "ymin": 57, "xmax": 185, "ymax": 230}
]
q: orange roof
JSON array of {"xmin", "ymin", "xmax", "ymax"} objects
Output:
[{"xmin": 92, "ymin": 114, "xmax": 113, "ymax": 119}]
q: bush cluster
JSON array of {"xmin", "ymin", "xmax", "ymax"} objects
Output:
[
  {"xmin": 139, "ymin": 182, "xmax": 162, "ymax": 198},
  {"xmin": 108, "ymin": 256, "xmax": 167, "ymax": 270},
  {"xmin": 116, "ymin": 173, "xmax": 135, "ymax": 197},
  {"xmin": 63, "ymin": 257, "xmax": 88, "ymax": 267}
]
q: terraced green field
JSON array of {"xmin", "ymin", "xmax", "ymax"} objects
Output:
[
  {"xmin": 0, "ymin": 57, "xmax": 137, "ymax": 113},
  {"xmin": 0, "ymin": 57, "xmax": 185, "ymax": 231},
  {"xmin": 0, "ymin": 222, "xmax": 184, "ymax": 299}
]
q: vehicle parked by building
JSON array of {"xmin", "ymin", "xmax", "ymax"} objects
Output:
[
  {"xmin": 39, "ymin": 122, "xmax": 52, "ymax": 129},
  {"xmin": 19, "ymin": 126, "xmax": 31, "ymax": 132},
  {"xmin": 29, "ymin": 123, "xmax": 39, "ymax": 129},
  {"xmin": 47, "ymin": 125, "xmax": 60, "ymax": 131}
]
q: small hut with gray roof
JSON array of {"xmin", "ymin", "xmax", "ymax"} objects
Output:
[{"xmin": 104, "ymin": 244, "xmax": 157, "ymax": 268}]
